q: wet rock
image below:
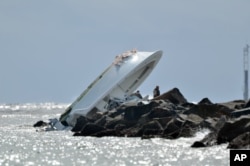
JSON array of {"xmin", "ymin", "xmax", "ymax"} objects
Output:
[
  {"xmin": 193, "ymin": 132, "xmax": 218, "ymax": 148},
  {"xmin": 177, "ymin": 114, "xmax": 204, "ymax": 137},
  {"xmin": 201, "ymin": 117, "xmax": 220, "ymax": 131},
  {"xmin": 74, "ymin": 123, "xmax": 105, "ymax": 136},
  {"xmin": 137, "ymin": 120, "xmax": 163, "ymax": 137},
  {"xmin": 71, "ymin": 116, "xmax": 89, "ymax": 132},
  {"xmin": 91, "ymin": 129, "xmax": 120, "ymax": 137},
  {"xmin": 153, "ymin": 117, "xmax": 173, "ymax": 129},
  {"xmin": 191, "ymin": 116, "xmax": 227, "ymax": 148},
  {"xmin": 107, "ymin": 107, "xmax": 126, "ymax": 118},
  {"xmin": 114, "ymin": 124, "xmax": 127, "ymax": 131},
  {"xmin": 198, "ymin": 98, "xmax": 213, "ymax": 105},
  {"xmin": 94, "ymin": 115, "xmax": 110, "ymax": 127},
  {"xmin": 105, "ymin": 116, "xmax": 135, "ymax": 130},
  {"xmin": 147, "ymin": 107, "xmax": 176, "ymax": 119},
  {"xmin": 183, "ymin": 103, "xmax": 232, "ymax": 119},
  {"xmin": 153, "ymin": 87, "xmax": 187, "ymax": 105},
  {"xmin": 68, "ymin": 86, "xmax": 250, "ymax": 150},
  {"xmin": 231, "ymin": 108, "xmax": 250, "ymax": 118},
  {"xmin": 163, "ymin": 116, "xmax": 185, "ymax": 139},
  {"xmin": 124, "ymin": 101, "xmax": 159, "ymax": 121},
  {"xmin": 191, "ymin": 141, "xmax": 206, "ymax": 148},
  {"xmin": 185, "ymin": 114, "xmax": 204, "ymax": 126},
  {"xmin": 33, "ymin": 120, "xmax": 48, "ymax": 127},
  {"xmin": 122, "ymin": 126, "xmax": 142, "ymax": 137},
  {"xmin": 244, "ymin": 100, "xmax": 250, "ymax": 108},
  {"xmin": 227, "ymin": 132, "xmax": 250, "ymax": 149},
  {"xmin": 217, "ymin": 116, "xmax": 250, "ymax": 144}
]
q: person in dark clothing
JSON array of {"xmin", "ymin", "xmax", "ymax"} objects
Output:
[
  {"xmin": 135, "ymin": 90, "xmax": 142, "ymax": 99},
  {"xmin": 153, "ymin": 86, "xmax": 160, "ymax": 98}
]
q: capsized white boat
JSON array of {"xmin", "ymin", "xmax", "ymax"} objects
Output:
[{"xmin": 60, "ymin": 49, "xmax": 163, "ymax": 127}]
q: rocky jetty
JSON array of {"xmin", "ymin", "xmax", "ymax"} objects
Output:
[{"xmin": 34, "ymin": 87, "xmax": 250, "ymax": 149}]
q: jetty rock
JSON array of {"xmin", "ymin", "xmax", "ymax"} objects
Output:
[
  {"xmin": 34, "ymin": 87, "xmax": 250, "ymax": 149},
  {"xmin": 227, "ymin": 132, "xmax": 250, "ymax": 149},
  {"xmin": 153, "ymin": 87, "xmax": 188, "ymax": 105},
  {"xmin": 191, "ymin": 114, "xmax": 250, "ymax": 149},
  {"xmin": 71, "ymin": 88, "xmax": 211, "ymax": 138}
]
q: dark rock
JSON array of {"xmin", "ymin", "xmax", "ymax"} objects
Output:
[
  {"xmin": 91, "ymin": 129, "xmax": 120, "ymax": 137},
  {"xmin": 107, "ymin": 107, "xmax": 126, "ymax": 118},
  {"xmin": 196, "ymin": 132, "xmax": 218, "ymax": 147},
  {"xmin": 33, "ymin": 120, "xmax": 48, "ymax": 127},
  {"xmin": 179, "ymin": 114, "xmax": 204, "ymax": 137},
  {"xmin": 231, "ymin": 108, "xmax": 250, "ymax": 118},
  {"xmin": 220, "ymin": 100, "xmax": 245, "ymax": 110},
  {"xmin": 89, "ymin": 112, "xmax": 104, "ymax": 121},
  {"xmin": 163, "ymin": 117, "xmax": 185, "ymax": 139},
  {"xmin": 140, "ymin": 120, "xmax": 163, "ymax": 136},
  {"xmin": 122, "ymin": 126, "xmax": 142, "ymax": 137},
  {"xmin": 191, "ymin": 116, "xmax": 227, "ymax": 148},
  {"xmin": 141, "ymin": 129, "xmax": 162, "ymax": 139},
  {"xmin": 94, "ymin": 115, "xmax": 109, "ymax": 127},
  {"xmin": 114, "ymin": 124, "xmax": 127, "ymax": 131},
  {"xmin": 71, "ymin": 116, "xmax": 89, "ymax": 132},
  {"xmin": 191, "ymin": 141, "xmax": 206, "ymax": 148},
  {"xmin": 105, "ymin": 116, "xmax": 135, "ymax": 130},
  {"xmin": 124, "ymin": 101, "xmax": 159, "ymax": 121},
  {"xmin": 227, "ymin": 132, "xmax": 250, "ymax": 149},
  {"xmin": 198, "ymin": 98, "xmax": 213, "ymax": 105},
  {"xmin": 217, "ymin": 116, "xmax": 250, "ymax": 144},
  {"xmin": 68, "ymin": 87, "xmax": 250, "ymax": 146},
  {"xmin": 153, "ymin": 87, "xmax": 187, "ymax": 105},
  {"xmin": 244, "ymin": 100, "xmax": 250, "ymax": 108},
  {"xmin": 181, "ymin": 102, "xmax": 196, "ymax": 109},
  {"xmin": 201, "ymin": 117, "xmax": 220, "ymax": 131},
  {"xmin": 183, "ymin": 103, "xmax": 233, "ymax": 119},
  {"xmin": 137, "ymin": 113, "xmax": 151, "ymax": 126},
  {"xmin": 185, "ymin": 114, "xmax": 204, "ymax": 126},
  {"xmin": 75, "ymin": 123, "xmax": 105, "ymax": 136},
  {"xmin": 153, "ymin": 117, "xmax": 173, "ymax": 129},
  {"xmin": 147, "ymin": 107, "xmax": 177, "ymax": 119}
]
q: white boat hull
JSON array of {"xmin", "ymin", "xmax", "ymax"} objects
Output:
[{"xmin": 60, "ymin": 50, "xmax": 163, "ymax": 126}]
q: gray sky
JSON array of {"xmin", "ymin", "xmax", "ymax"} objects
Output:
[{"xmin": 1, "ymin": 0, "xmax": 250, "ymax": 103}]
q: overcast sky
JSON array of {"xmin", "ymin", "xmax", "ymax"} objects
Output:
[{"xmin": 1, "ymin": 0, "xmax": 250, "ymax": 104}]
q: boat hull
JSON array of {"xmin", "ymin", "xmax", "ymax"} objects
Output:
[{"xmin": 60, "ymin": 50, "xmax": 163, "ymax": 126}]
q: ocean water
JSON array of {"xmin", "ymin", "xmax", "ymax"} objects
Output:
[{"xmin": 0, "ymin": 103, "xmax": 229, "ymax": 166}]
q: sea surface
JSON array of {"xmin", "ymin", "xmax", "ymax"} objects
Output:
[{"xmin": 0, "ymin": 103, "xmax": 229, "ymax": 166}]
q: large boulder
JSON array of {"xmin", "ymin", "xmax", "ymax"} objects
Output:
[
  {"xmin": 198, "ymin": 98, "xmax": 213, "ymax": 105},
  {"xmin": 201, "ymin": 117, "xmax": 220, "ymax": 131},
  {"xmin": 33, "ymin": 120, "xmax": 48, "ymax": 127},
  {"xmin": 191, "ymin": 132, "xmax": 218, "ymax": 148},
  {"xmin": 220, "ymin": 100, "xmax": 245, "ymax": 110},
  {"xmin": 137, "ymin": 120, "xmax": 163, "ymax": 137},
  {"xmin": 91, "ymin": 129, "xmax": 120, "ymax": 137},
  {"xmin": 227, "ymin": 132, "xmax": 250, "ymax": 149},
  {"xmin": 124, "ymin": 101, "xmax": 160, "ymax": 121},
  {"xmin": 153, "ymin": 88, "xmax": 187, "ymax": 105},
  {"xmin": 74, "ymin": 123, "xmax": 105, "ymax": 136},
  {"xmin": 191, "ymin": 116, "xmax": 227, "ymax": 148},
  {"xmin": 183, "ymin": 103, "xmax": 233, "ymax": 119},
  {"xmin": 105, "ymin": 116, "xmax": 136, "ymax": 130},
  {"xmin": 147, "ymin": 107, "xmax": 177, "ymax": 119},
  {"xmin": 163, "ymin": 116, "xmax": 185, "ymax": 139},
  {"xmin": 217, "ymin": 116, "xmax": 250, "ymax": 144},
  {"xmin": 71, "ymin": 116, "xmax": 89, "ymax": 132},
  {"xmin": 107, "ymin": 106, "xmax": 126, "ymax": 118}
]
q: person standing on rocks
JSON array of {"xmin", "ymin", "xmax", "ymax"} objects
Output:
[{"xmin": 153, "ymin": 86, "xmax": 160, "ymax": 98}]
